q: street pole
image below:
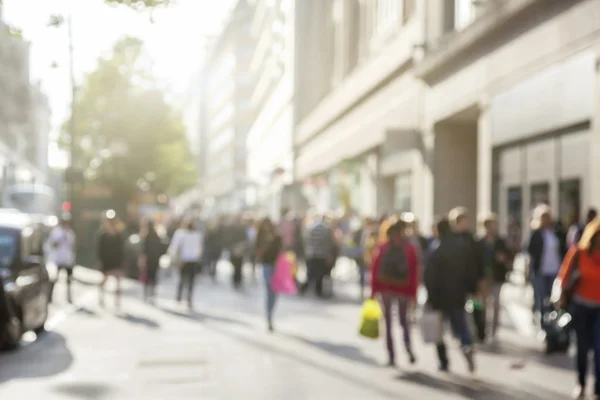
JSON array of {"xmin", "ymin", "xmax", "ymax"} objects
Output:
[{"xmin": 67, "ymin": 13, "xmax": 77, "ymax": 213}]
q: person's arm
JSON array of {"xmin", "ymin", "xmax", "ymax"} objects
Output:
[
  {"xmin": 370, "ymin": 245, "xmax": 383, "ymax": 298},
  {"xmin": 557, "ymin": 247, "xmax": 578, "ymax": 289},
  {"xmin": 407, "ymin": 245, "xmax": 419, "ymax": 299}
]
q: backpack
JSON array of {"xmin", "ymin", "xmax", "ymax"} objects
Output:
[{"xmin": 377, "ymin": 242, "xmax": 410, "ymax": 286}]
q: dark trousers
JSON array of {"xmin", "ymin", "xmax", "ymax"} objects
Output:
[
  {"xmin": 382, "ymin": 293, "xmax": 411, "ymax": 363},
  {"xmin": 231, "ymin": 255, "xmax": 244, "ymax": 287},
  {"xmin": 57, "ymin": 265, "xmax": 73, "ymax": 302},
  {"xmin": 436, "ymin": 308, "xmax": 473, "ymax": 369},
  {"xmin": 177, "ymin": 262, "xmax": 197, "ymax": 305},
  {"xmin": 572, "ymin": 303, "xmax": 600, "ymax": 395},
  {"xmin": 304, "ymin": 257, "xmax": 328, "ymax": 297},
  {"xmin": 144, "ymin": 262, "xmax": 159, "ymax": 300}
]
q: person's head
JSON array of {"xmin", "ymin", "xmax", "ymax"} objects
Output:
[
  {"xmin": 386, "ymin": 217, "xmax": 406, "ymax": 241},
  {"xmin": 578, "ymin": 217, "xmax": 600, "ymax": 252},
  {"xmin": 181, "ymin": 216, "xmax": 195, "ymax": 231},
  {"xmin": 480, "ymin": 212, "xmax": 498, "ymax": 236},
  {"xmin": 449, "ymin": 207, "xmax": 469, "ymax": 233},
  {"xmin": 538, "ymin": 205, "xmax": 552, "ymax": 229},
  {"xmin": 102, "ymin": 210, "xmax": 118, "ymax": 233},
  {"xmin": 586, "ymin": 208, "xmax": 598, "ymax": 224},
  {"xmin": 258, "ymin": 217, "xmax": 275, "ymax": 235},
  {"xmin": 144, "ymin": 219, "xmax": 157, "ymax": 236},
  {"xmin": 400, "ymin": 212, "xmax": 416, "ymax": 235},
  {"xmin": 60, "ymin": 213, "xmax": 72, "ymax": 228},
  {"xmin": 436, "ymin": 217, "xmax": 452, "ymax": 238}
]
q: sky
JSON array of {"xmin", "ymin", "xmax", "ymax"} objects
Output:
[{"xmin": 2, "ymin": 0, "xmax": 234, "ymax": 168}]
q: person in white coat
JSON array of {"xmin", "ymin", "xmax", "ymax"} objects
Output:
[
  {"xmin": 49, "ymin": 214, "xmax": 76, "ymax": 303},
  {"xmin": 168, "ymin": 217, "xmax": 203, "ymax": 310}
]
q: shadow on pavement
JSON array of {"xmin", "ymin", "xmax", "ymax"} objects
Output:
[
  {"xmin": 203, "ymin": 324, "xmax": 403, "ymax": 399},
  {"xmin": 52, "ymin": 382, "xmax": 114, "ymax": 399},
  {"xmin": 284, "ymin": 333, "xmax": 379, "ymax": 366},
  {"xmin": 76, "ymin": 307, "xmax": 99, "ymax": 317},
  {"xmin": 478, "ymin": 341, "xmax": 571, "ymax": 371},
  {"xmin": 115, "ymin": 312, "xmax": 160, "ymax": 329},
  {"xmin": 0, "ymin": 332, "xmax": 73, "ymax": 383},
  {"xmin": 396, "ymin": 371, "xmax": 565, "ymax": 400},
  {"xmin": 159, "ymin": 306, "xmax": 254, "ymax": 328}
]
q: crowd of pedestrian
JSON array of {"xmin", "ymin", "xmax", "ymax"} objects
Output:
[{"xmin": 47, "ymin": 203, "xmax": 600, "ymax": 398}]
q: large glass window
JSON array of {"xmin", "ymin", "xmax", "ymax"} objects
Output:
[
  {"xmin": 507, "ymin": 186, "xmax": 522, "ymax": 229},
  {"xmin": 559, "ymin": 179, "xmax": 581, "ymax": 227},
  {"xmin": 530, "ymin": 182, "xmax": 550, "ymax": 209},
  {"xmin": 394, "ymin": 174, "xmax": 411, "ymax": 213}
]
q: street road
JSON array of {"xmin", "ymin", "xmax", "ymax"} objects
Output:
[{"xmin": 0, "ymin": 262, "xmax": 577, "ymax": 399}]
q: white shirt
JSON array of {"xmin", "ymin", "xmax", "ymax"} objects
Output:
[
  {"xmin": 540, "ymin": 229, "xmax": 561, "ymax": 276},
  {"xmin": 169, "ymin": 229, "xmax": 203, "ymax": 263},
  {"xmin": 48, "ymin": 226, "xmax": 76, "ymax": 267}
]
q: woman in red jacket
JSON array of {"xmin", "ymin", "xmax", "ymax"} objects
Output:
[{"xmin": 371, "ymin": 218, "xmax": 419, "ymax": 367}]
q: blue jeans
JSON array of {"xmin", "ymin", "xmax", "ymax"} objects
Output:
[
  {"xmin": 572, "ymin": 303, "xmax": 600, "ymax": 395},
  {"xmin": 437, "ymin": 308, "xmax": 473, "ymax": 369},
  {"xmin": 262, "ymin": 264, "xmax": 278, "ymax": 321}
]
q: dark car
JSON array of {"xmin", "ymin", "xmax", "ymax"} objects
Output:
[{"xmin": 0, "ymin": 210, "xmax": 52, "ymax": 350}]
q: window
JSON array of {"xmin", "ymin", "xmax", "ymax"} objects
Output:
[
  {"xmin": 0, "ymin": 228, "xmax": 19, "ymax": 269},
  {"xmin": 507, "ymin": 186, "xmax": 522, "ymax": 229},
  {"xmin": 454, "ymin": 0, "xmax": 476, "ymax": 31},
  {"xmin": 394, "ymin": 174, "xmax": 411, "ymax": 213},
  {"xmin": 530, "ymin": 182, "xmax": 550, "ymax": 209},
  {"xmin": 559, "ymin": 179, "xmax": 580, "ymax": 227}
]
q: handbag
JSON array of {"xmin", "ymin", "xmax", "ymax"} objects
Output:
[{"xmin": 420, "ymin": 307, "xmax": 443, "ymax": 344}]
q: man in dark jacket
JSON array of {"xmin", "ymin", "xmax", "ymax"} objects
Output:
[
  {"xmin": 449, "ymin": 207, "xmax": 483, "ymax": 295},
  {"xmin": 477, "ymin": 213, "xmax": 512, "ymax": 341},
  {"xmin": 425, "ymin": 217, "xmax": 475, "ymax": 373}
]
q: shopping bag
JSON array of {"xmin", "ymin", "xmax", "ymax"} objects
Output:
[
  {"xmin": 420, "ymin": 308, "xmax": 443, "ymax": 344},
  {"xmin": 271, "ymin": 252, "xmax": 297, "ymax": 295},
  {"xmin": 359, "ymin": 299, "xmax": 382, "ymax": 339}
]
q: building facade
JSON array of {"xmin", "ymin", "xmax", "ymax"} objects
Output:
[
  {"xmin": 293, "ymin": 0, "xmax": 600, "ymax": 235},
  {"xmin": 417, "ymin": 0, "xmax": 600, "ymax": 235},
  {"xmin": 0, "ymin": 10, "xmax": 50, "ymax": 194},
  {"xmin": 295, "ymin": 0, "xmax": 422, "ymax": 217},
  {"xmin": 244, "ymin": 0, "xmax": 301, "ymax": 220},
  {"xmin": 200, "ymin": 0, "xmax": 256, "ymax": 215}
]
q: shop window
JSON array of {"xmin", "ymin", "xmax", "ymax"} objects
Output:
[
  {"xmin": 559, "ymin": 179, "xmax": 580, "ymax": 227},
  {"xmin": 394, "ymin": 174, "xmax": 411, "ymax": 213},
  {"xmin": 530, "ymin": 182, "xmax": 550, "ymax": 209},
  {"xmin": 507, "ymin": 186, "xmax": 522, "ymax": 230}
]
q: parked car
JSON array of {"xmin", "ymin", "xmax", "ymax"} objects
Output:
[{"xmin": 0, "ymin": 210, "xmax": 52, "ymax": 350}]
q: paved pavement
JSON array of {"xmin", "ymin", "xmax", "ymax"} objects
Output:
[{"xmin": 0, "ymin": 261, "xmax": 578, "ymax": 399}]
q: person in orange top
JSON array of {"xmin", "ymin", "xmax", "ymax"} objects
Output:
[{"xmin": 557, "ymin": 216, "xmax": 600, "ymax": 399}]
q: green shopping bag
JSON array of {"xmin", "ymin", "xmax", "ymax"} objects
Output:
[{"xmin": 359, "ymin": 299, "xmax": 382, "ymax": 339}]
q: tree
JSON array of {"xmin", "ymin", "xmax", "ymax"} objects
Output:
[{"xmin": 61, "ymin": 36, "xmax": 196, "ymax": 206}]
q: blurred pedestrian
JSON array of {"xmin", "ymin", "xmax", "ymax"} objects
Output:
[
  {"xmin": 302, "ymin": 215, "xmax": 334, "ymax": 297},
  {"xmin": 425, "ymin": 217, "xmax": 476, "ymax": 373},
  {"xmin": 556, "ymin": 216, "xmax": 600, "ymax": 399},
  {"xmin": 49, "ymin": 214, "xmax": 76, "ymax": 303},
  {"xmin": 370, "ymin": 217, "xmax": 418, "ymax": 367},
  {"xmin": 168, "ymin": 217, "xmax": 203, "ymax": 310},
  {"xmin": 97, "ymin": 210, "xmax": 126, "ymax": 309},
  {"xmin": 139, "ymin": 219, "xmax": 165, "ymax": 303},
  {"xmin": 255, "ymin": 217, "xmax": 282, "ymax": 332}
]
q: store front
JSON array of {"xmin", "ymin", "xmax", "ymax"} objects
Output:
[{"xmin": 494, "ymin": 129, "xmax": 590, "ymax": 237}]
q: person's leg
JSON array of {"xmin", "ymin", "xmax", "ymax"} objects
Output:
[
  {"xmin": 63, "ymin": 266, "xmax": 73, "ymax": 303},
  {"xmin": 448, "ymin": 308, "xmax": 475, "ymax": 372},
  {"xmin": 263, "ymin": 264, "xmax": 277, "ymax": 330},
  {"xmin": 356, "ymin": 258, "xmax": 366, "ymax": 300},
  {"xmin": 381, "ymin": 293, "xmax": 395, "ymax": 365},
  {"xmin": 177, "ymin": 265, "xmax": 186, "ymax": 302},
  {"xmin": 490, "ymin": 282, "xmax": 503, "ymax": 338},
  {"xmin": 398, "ymin": 295, "xmax": 415, "ymax": 364},
  {"xmin": 115, "ymin": 271, "xmax": 122, "ymax": 309},
  {"xmin": 99, "ymin": 269, "xmax": 108, "ymax": 307},
  {"xmin": 187, "ymin": 263, "xmax": 197, "ymax": 308},
  {"xmin": 572, "ymin": 304, "xmax": 593, "ymax": 394},
  {"xmin": 592, "ymin": 308, "xmax": 600, "ymax": 397},
  {"xmin": 315, "ymin": 259, "xmax": 325, "ymax": 298}
]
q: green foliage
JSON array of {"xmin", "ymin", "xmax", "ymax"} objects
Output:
[{"xmin": 61, "ymin": 36, "xmax": 196, "ymax": 200}]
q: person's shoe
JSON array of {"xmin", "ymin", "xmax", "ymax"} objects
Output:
[
  {"xmin": 386, "ymin": 358, "xmax": 396, "ymax": 368},
  {"xmin": 267, "ymin": 320, "xmax": 274, "ymax": 333},
  {"xmin": 571, "ymin": 386, "xmax": 585, "ymax": 399},
  {"xmin": 438, "ymin": 364, "xmax": 449, "ymax": 373},
  {"xmin": 407, "ymin": 349, "xmax": 417, "ymax": 365}
]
